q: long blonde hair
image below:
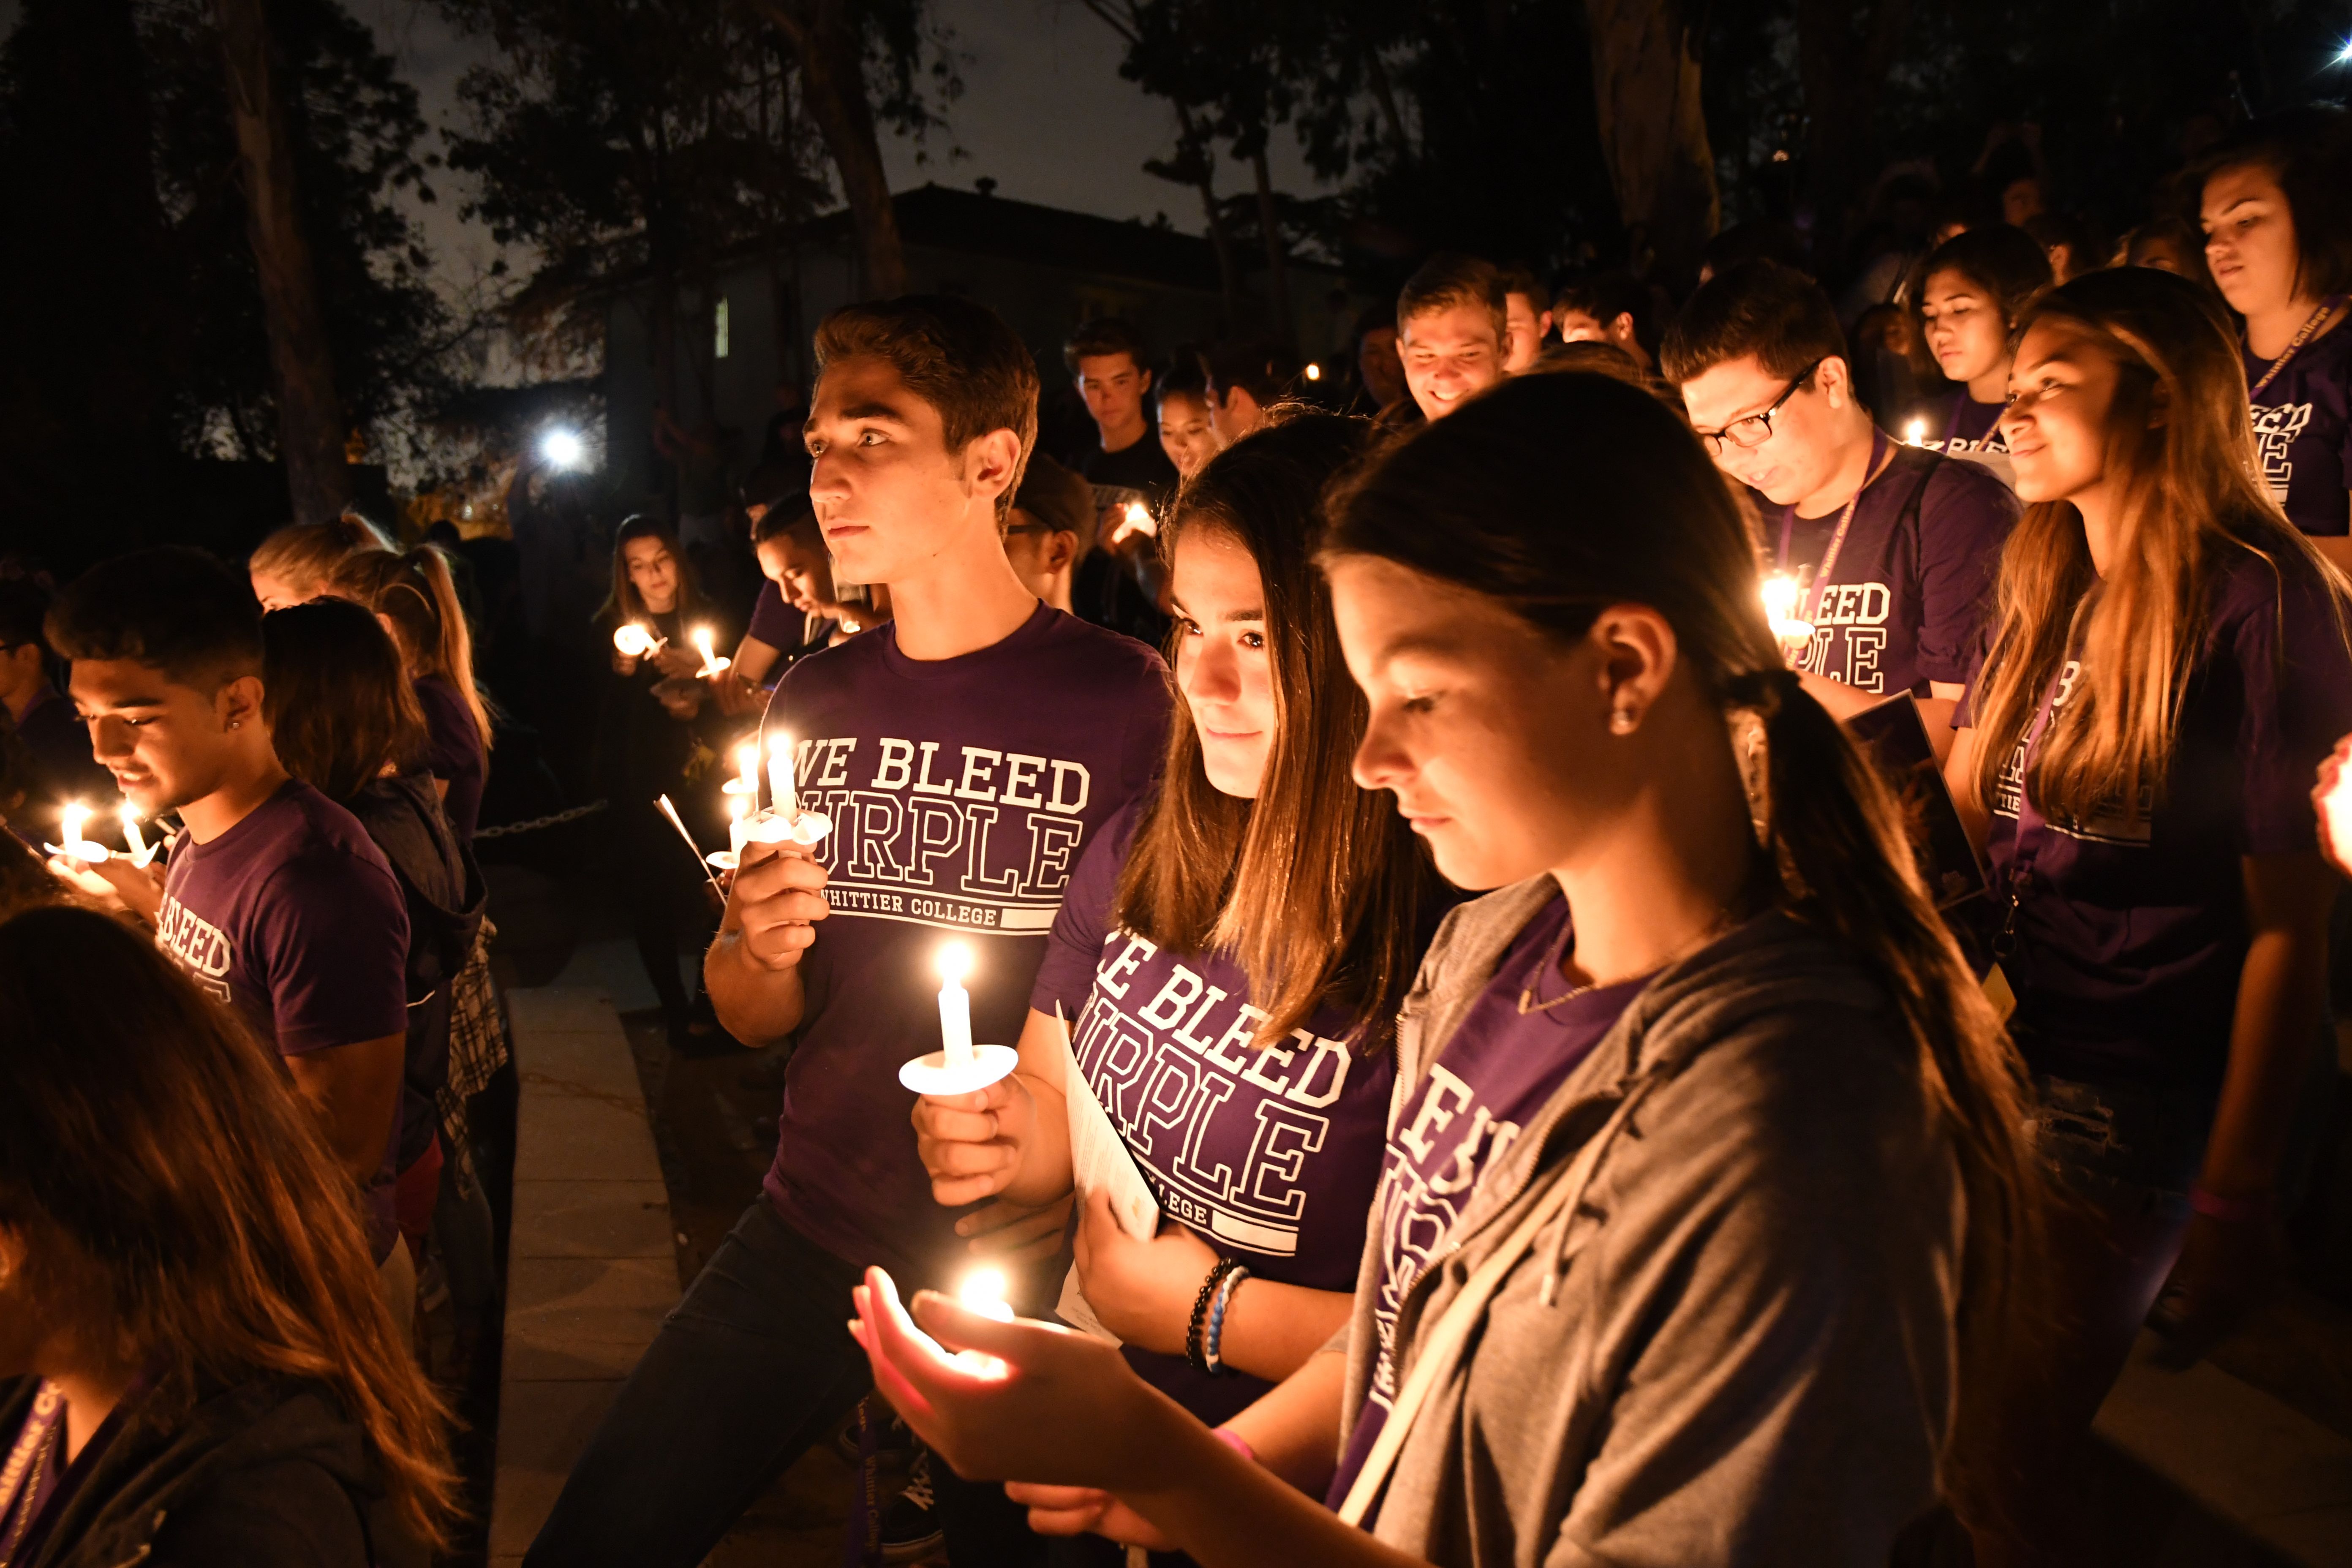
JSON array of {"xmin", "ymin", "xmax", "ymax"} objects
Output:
[
  {"xmin": 0, "ymin": 907, "xmax": 457, "ymax": 1547},
  {"xmin": 248, "ymin": 517, "xmax": 396, "ymax": 601},
  {"xmin": 331, "ymin": 546, "xmax": 495, "ymax": 761},
  {"xmin": 1968, "ymin": 268, "xmax": 2351, "ymax": 825}
]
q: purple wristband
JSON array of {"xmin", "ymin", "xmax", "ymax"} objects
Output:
[
  {"xmin": 2189, "ymin": 1186, "xmax": 2271, "ymax": 1224},
  {"xmin": 1211, "ymin": 1427, "xmax": 1255, "ymax": 1465}
]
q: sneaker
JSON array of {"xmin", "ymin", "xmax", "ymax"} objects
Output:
[
  {"xmin": 831, "ymin": 1407, "xmax": 917, "ymax": 1467},
  {"xmin": 879, "ymin": 1448, "xmax": 946, "ymax": 1564}
]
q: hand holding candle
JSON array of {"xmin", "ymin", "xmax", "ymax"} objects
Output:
[
  {"xmin": 899, "ymin": 940, "xmax": 1018, "ymax": 1095},
  {"xmin": 119, "ymin": 803, "xmax": 159, "ymax": 869},
  {"xmin": 613, "ymin": 622, "xmax": 662, "ymax": 659}
]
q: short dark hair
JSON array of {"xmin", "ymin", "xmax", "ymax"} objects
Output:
[
  {"xmin": 48, "ymin": 547, "xmax": 262, "ymax": 692},
  {"xmin": 813, "ymin": 294, "xmax": 1041, "ymax": 518},
  {"xmin": 1697, "ymin": 220, "xmax": 1811, "ymax": 283},
  {"xmin": 1012, "ymin": 453, "xmax": 1097, "ymax": 556},
  {"xmin": 751, "ymin": 500, "xmax": 819, "ymax": 547},
  {"xmin": 1659, "ymin": 259, "xmax": 1847, "ymax": 386},
  {"xmin": 1397, "ymin": 253, "xmax": 1506, "ymax": 344},
  {"xmin": 1200, "ymin": 340, "xmax": 1295, "ymax": 407},
  {"xmin": 261, "ymin": 599, "xmax": 427, "ymax": 804},
  {"xmin": 1912, "ymin": 224, "xmax": 2054, "ymax": 329},
  {"xmin": 0, "ymin": 580, "xmax": 52, "ymax": 652},
  {"xmin": 2194, "ymin": 105, "xmax": 2352, "ymax": 300},
  {"xmin": 1553, "ymin": 272, "xmax": 1657, "ymax": 348},
  {"xmin": 1064, "ymin": 317, "xmax": 1152, "ymax": 378},
  {"xmin": 1496, "ymin": 265, "xmax": 1543, "ymax": 304}
]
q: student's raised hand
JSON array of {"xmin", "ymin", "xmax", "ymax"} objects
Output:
[
  {"xmin": 726, "ymin": 844, "xmax": 828, "ymax": 970},
  {"xmin": 1003, "ymin": 1482, "xmax": 1176, "ymax": 1550},
  {"xmin": 1071, "ymin": 1189, "xmax": 1217, "ymax": 1355},
  {"xmin": 913, "ymin": 1075, "xmax": 1038, "ymax": 1206},
  {"xmin": 849, "ymin": 1266, "xmax": 1156, "ymax": 1491},
  {"xmin": 2312, "ymin": 734, "xmax": 2352, "ymax": 879}
]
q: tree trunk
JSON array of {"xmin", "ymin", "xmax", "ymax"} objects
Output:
[
  {"xmin": 1795, "ymin": 0, "xmax": 1910, "ymax": 272},
  {"xmin": 1172, "ymin": 103, "xmax": 1244, "ymax": 331},
  {"xmin": 1582, "ymin": 0, "xmax": 1719, "ymax": 286},
  {"xmin": 754, "ymin": 0, "xmax": 906, "ymax": 298},
  {"xmin": 213, "ymin": 0, "xmax": 350, "ymax": 524},
  {"xmin": 1250, "ymin": 147, "xmax": 1290, "ymax": 348}
]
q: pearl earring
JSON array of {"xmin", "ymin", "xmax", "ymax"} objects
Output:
[{"xmin": 1609, "ymin": 706, "xmax": 1636, "ymax": 734}]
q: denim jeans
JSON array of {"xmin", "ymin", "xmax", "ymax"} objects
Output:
[{"xmin": 524, "ymin": 1198, "xmax": 1040, "ymax": 1568}]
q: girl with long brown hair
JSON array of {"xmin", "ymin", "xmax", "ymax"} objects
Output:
[
  {"xmin": 595, "ymin": 517, "xmax": 734, "ymax": 1046},
  {"xmin": 1947, "ymin": 265, "xmax": 2352, "ymax": 1552},
  {"xmin": 0, "ymin": 904, "xmax": 457, "ymax": 1565},
  {"xmin": 854, "ymin": 371, "xmax": 2046, "ymax": 1567},
  {"xmin": 910, "ymin": 415, "xmax": 1438, "ymax": 1500},
  {"xmin": 332, "ymin": 546, "xmax": 496, "ymax": 845}
]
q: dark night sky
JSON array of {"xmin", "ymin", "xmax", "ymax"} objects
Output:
[{"xmin": 0, "ymin": 0, "xmax": 1328, "ymax": 306}]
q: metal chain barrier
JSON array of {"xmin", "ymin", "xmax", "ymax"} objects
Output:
[{"xmin": 472, "ymin": 799, "xmax": 609, "ymax": 840}]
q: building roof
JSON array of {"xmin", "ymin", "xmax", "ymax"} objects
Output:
[{"xmin": 888, "ymin": 183, "xmax": 1231, "ymax": 291}]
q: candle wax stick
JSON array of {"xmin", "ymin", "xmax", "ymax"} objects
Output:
[{"xmin": 768, "ymin": 734, "xmax": 795, "ymax": 818}]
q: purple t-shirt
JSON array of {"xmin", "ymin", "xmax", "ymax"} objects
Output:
[
  {"xmin": 1767, "ymin": 436, "xmax": 2019, "ymax": 699},
  {"xmin": 746, "ymin": 579, "xmax": 805, "ymax": 653},
  {"xmin": 413, "ymin": 675, "xmax": 485, "ymax": 843},
  {"xmin": 1328, "ymin": 892, "xmax": 1645, "ymax": 1513},
  {"xmin": 157, "ymin": 781, "xmax": 411, "ymax": 1255},
  {"xmin": 759, "ymin": 603, "xmax": 1171, "ymax": 1279},
  {"xmin": 2246, "ymin": 320, "xmax": 2352, "ymax": 539},
  {"xmin": 1029, "ymin": 801, "xmax": 1397, "ymax": 1424},
  {"xmin": 1934, "ymin": 392, "xmax": 2008, "ymax": 460},
  {"xmin": 1966, "ymin": 555, "xmax": 2352, "ymax": 1093}
]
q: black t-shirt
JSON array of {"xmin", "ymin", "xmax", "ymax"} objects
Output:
[{"xmin": 1081, "ymin": 436, "xmax": 1178, "ymax": 504}]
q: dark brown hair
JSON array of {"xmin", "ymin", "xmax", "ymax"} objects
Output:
[
  {"xmin": 0, "ymin": 906, "xmax": 457, "ymax": 1546},
  {"xmin": 1115, "ymin": 413, "xmax": 1433, "ymax": 1049},
  {"xmin": 1396, "ymin": 252, "xmax": 1506, "ymax": 344},
  {"xmin": 599, "ymin": 515, "xmax": 708, "ymax": 629},
  {"xmin": 48, "ymin": 546, "xmax": 262, "ymax": 694},
  {"xmin": 1911, "ymin": 224, "xmax": 2054, "ymax": 332},
  {"xmin": 814, "ymin": 294, "xmax": 1041, "ymax": 520},
  {"xmin": 1063, "ymin": 316, "xmax": 1152, "ymax": 377},
  {"xmin": 1659, "ymin": 257, "xmax": 1847, "ymax": 385},
  {"xmin": 330, "ymin": 547, "xmax": 493, "ymax": 761},
  {"xmin": 2194, "ymin": 103, "xmax": 2352, "ymax": 300},
  {"xmin": 1323, "ymin": 370, "xmax": 2045, "ymax": 1535},
  {"xmin": 261, "ymin": 599, "xmax": 427, "ymax": 803}
]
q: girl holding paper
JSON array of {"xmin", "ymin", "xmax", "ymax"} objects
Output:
[
  {"xmin": 876, "ymin": 374, "xmax": 2047, "ymax": 1565},
  {"xmin": 909, "ymin": 414, "xmax": 1443, "ymax": 1446}
]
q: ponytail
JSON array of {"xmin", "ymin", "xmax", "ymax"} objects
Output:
[
  {"xmin": 329, "ymin": 547, "xmax": 495, "ymax": 760},
  {"xmin": 1326, "ymin": 372, "xmax": 2049, "ymax": 1542}
]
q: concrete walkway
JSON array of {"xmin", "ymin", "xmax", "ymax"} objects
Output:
[{"xmin": 487, "ymin": 950, "xmax": 679, "ymax": 1568}]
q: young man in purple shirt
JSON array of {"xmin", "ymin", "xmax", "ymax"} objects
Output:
[
  {"xmin": 1668, "ymin": 259, "xmax": 2021, "ymax": 761},
  {"xmin": 46, "ymin": 549, "xmax": 411, "ymax": 1284},
  {"xmin": 527, "ymin": 297, "xmax": 1169, "ymax": 1568}
]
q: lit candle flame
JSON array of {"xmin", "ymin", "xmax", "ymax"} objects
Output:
[
  {"xmin": 1903, "ymin": 417, "xmax": 1927, "ymax": 447},
  {"xmin": 613, "ymin": 622, "xmax": 658, "ymax": 658},
  {"xmin": 723, "ymin": 739, "xmax": 759, "ymax": 795},
  {"xmin": 1304, "ymin": 362, "xmax": 1323, "ymax": 381},
  {"xmin": 46, "ymin": 801, "xmax": 110, "ymax": 866},
  {"xmin": 957, "ymin": 1268, "xmax": 1013, "ymax": 1321},
  {"xmin": 1121, "ymin": 500, "xmax": 1155, "ymax": 539},
  {"xmin": 120, "ymin": 802, "xmax": 156, "ymax": 868},
  {"xmin": 691, "ymin": 625, "xmax": 730, "ymax": 677}
]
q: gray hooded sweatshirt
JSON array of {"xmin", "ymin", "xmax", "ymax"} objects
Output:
[{"xmin": 1340, "ymin": 878, "xmax": 1964, "ymax": 1568}]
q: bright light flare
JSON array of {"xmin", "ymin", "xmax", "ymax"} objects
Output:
[
  {"xmin": 1903, "ymin": 418, "xmax": 1927, "ymax": 447},
  {"xmin": 540, "ymin": 428, "xmax": 585, "ymax": 469},
  {"xmin": 613, "ymin": 622, "xmax": 659, "ymax": 658},
  {"xmin": 957, "ymin": 1268, "xmax": 1013, "ymax": 1321},
  {"xmin": 935, "ymin": 940, "xmax": 973, "ymax": 986},
  {"xmin": 691, "ymin": 625, "xmax": 730, "ymax": 677},
  {"xmin": 1304, "ymin": 362, "xmax": 1323, "ymax": 381}
]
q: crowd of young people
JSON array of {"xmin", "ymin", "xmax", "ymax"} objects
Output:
[{"xmin": 5, "ymin": 98, "xmax": 2352, "ymax": 1568}]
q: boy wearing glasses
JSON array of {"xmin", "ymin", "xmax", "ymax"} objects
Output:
[{"xmin": 1665, "ymin": 259, "xmax": 2019, "ymax": 758}]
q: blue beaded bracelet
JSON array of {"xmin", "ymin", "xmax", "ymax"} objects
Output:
[{"xmin": 1203, "ymin": 1265, "xmax": 1250, "ymax": 1375}]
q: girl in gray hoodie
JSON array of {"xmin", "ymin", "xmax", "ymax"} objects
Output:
[{"xmin": 848, "ymin": 372, "xmax": 2048, "ymax": 1568}]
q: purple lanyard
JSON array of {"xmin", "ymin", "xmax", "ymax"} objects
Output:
[
  {"xmin": 1989, "ymin": 656, "xmax": 2072, "ymax": 958},
  {"xmin": 2248, "ymin": 294, "xmax": 2349, "ymax": 401},
  {"xmin": 0, "ymin": 1383, "xmax": 66, "ymax": 1566},
  {"xmin": 1776, "ymin": 430, "xmax": 1891, "ymax": 623}
]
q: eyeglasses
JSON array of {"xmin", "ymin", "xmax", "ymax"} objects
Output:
[{"xmin": 1694, "ymin": 359, "xmax": 1823, "ymax": 453}]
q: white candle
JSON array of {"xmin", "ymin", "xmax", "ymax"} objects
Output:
[
  {"xmin": 769, "ymin": 732, "xmax": 796, "ymax": 818},
  {"xmin": 613, "ymin": 622, "xmax": 658, "ymax": 658},
  {"xmin": 61, "ymin": 802, "xmax": 87, "ymax": 851},
  {"xmin": 691, "ymin": 625, "xmax": 729, "ymax": 676},
  {"xmin": 119, "ymin": 803, "xmax": 155, "ymax": 867},
  {"xmin": 935, "ymin": 942, "xmax": 975, "ymax": 1070}
]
